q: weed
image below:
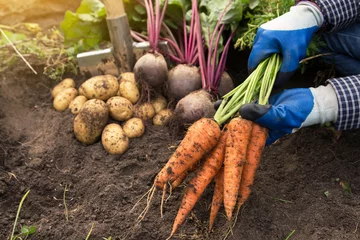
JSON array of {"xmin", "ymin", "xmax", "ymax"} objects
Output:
[{"xmin": 10, "ymin": 190, "xmax": 37, "ymax": 240}]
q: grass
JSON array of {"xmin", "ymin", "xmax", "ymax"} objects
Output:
[
  {"xmin": 284, "ymin": 230, "xmax": 296, "ymax": 240},
  {"xmin": 10, "ymin": 189, "xmax": 37, "ymax": 240},
  {"xmin": 85, "ymin": 223, "xmax": 94, "ymax": 240},
  {"xmin": 63, "ymin": 184, "xmax": 70, "ymax": 223}
]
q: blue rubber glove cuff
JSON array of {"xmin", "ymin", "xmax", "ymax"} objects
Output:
[
  {"xmin": 248, "ymin": 2, "xmax": 324, "ymax": 85},
  {"xmin": 240, "ymin": 85, "xmax": 338, "ymax": 145}
]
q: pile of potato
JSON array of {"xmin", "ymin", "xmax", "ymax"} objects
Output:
[{"xmin": 51, "ymin": 72, "xmax": 173, "ymax": 155}]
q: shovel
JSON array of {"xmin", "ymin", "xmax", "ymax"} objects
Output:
[{"xmin": 76, "ymin": 0, "xmax": 168, "ymax": 77}]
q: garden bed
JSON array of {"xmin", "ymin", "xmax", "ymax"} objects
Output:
[{"xmin": 0, "ymin": 61, "xmax": 359, "ymax": 240}]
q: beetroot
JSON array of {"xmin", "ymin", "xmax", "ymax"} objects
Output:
[
  {"xmin": 218, "ymin": 71, "xmax": 234, "ymax": 97},
  {"xmin": 133, "ymin": 52, "xmax": 168, "ymax": 87},
  {"xmin": 167, "ymin": 64, "xmax": 201, "ymax": 100},
  {"xmin": 174, "ymin": 89, "xmax": 215, "ymax": 124}
]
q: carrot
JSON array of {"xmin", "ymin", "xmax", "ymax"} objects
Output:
[
  {"xmin": 154, "ymin": 118, "xmax": 221, "ymax": 190},
  {"xmin": 237, "ymin": 123, "xmax": 267, "ymax": 208},
  {"xmin": 209, "ymin": 166, "xmax": 224, "ymax": 231},
  {"xmin": 171, "ymin": 162, "xmax": 199, "ymax": 189},
  {"xmin": 223, "ymin": 117, "xmax": 252, "ymax": 220},
  {"xmin": 169, "ymin": 127, "xmax": 228, "ymax": 237}
]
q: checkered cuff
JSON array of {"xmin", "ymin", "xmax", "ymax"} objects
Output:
[
  {"xmin": 296, "ymin": 0, "xmax": 360, "ymax": 32},
  {"xmin": 327, "ymin": 75, "xmax": 360, "ymax": 130}
]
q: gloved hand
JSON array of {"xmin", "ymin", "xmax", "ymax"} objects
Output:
[
  {"xmin": 239, "ymin": 85, "xmax": 339, "ymax": 145},
  {"xmin": 248, "ymin": 1, "xmax": 324, "ymax": 85}
]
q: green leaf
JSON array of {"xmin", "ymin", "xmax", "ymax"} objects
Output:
[
  {"xmin": 76, "ymin": 0, "xmax": 104, "ymax": 14},
  {"xmin": 249, "ymin": 0, "xmax": 259, "ymax": 9},
  {"xmin": 199, "ymin": 0, "xmax": 243, "ymax": 25},
  {"xmin": 198, "ymin": 0, "xmax": 242, "ymax": 50},
  {"xmin": 20, "ymin": 225, "xmax": 36, "ymax": 235},
  {"xmin": 163, "ymin": 0, "xmax": 192, "ymax": 28},
  {"xmin": 0, "ymin": 30, "xmax": 27, "ymax": 45},
  {"xmin": 340, "ymin": 181, "xmax": 352, "ymax": 194},
  {"xmin": 60, "ymin": 1, "xmax": 109, "ymax": 52}
]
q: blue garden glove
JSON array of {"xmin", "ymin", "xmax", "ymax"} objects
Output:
[
  {"xmin": 249, "ymin": 1, "xmax": 324, "ymax": 86},
  {"xmin": 239, "ymin": 85, "xmax": 339, "ymax": 145}
]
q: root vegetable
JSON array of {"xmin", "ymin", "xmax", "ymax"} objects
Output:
[
  {"xmin": 174, "ymin": 89, "xmax": 215, "ymax": 124},
  {"xmin": 152, "ymin": 109, "xmax": 173, "ymax": 126},
  {"xmin": 167, "ymin": 64, "xmax": 201, "ymax": 100},
  {"xmin": 53, "ymin": 88, "xmax": 78, "ymax": 112},
  {"xmin": 154, "ymin": 118, "xmax": 221, "ymax": 190},
  {"xmin": 123, "ymin": 118, "xmax": 145, "ymax": 138},
  {"xmin": 217, "ymin": 71, "xmax": 234, "ymax": 97},
  {"xmin": 119, "ymin": 72, "xmax": 136, "ymax": 84},
  {"xmin": 73, "ymin": 99, "xmax": 109, "ymax": 145},
  {"xmin": 223, "ymin": 118, "xmax": 252, "ymax": 220},
  {"xmin": 171, "ymin": 162, "xmax": 199, "ymax": 189},
  {"xmin": 151, "ymin": 94, "xmax": 168, "ymax": 113},
  {"xmin": 52, "ymin": 78, "xmax": 75, "ymax": 98},
  {"xmin": 106, "ymin": 96, "xmax": 133, "ymax": 121},
  {"xmin": 170, "ymin": 127, "xmax": 228, "ymax": 237},
  {"xmin": 134, "ymin": 102, "xmax": 155, "ymax": 120},
  {"xmin": 69, "ymin": 95, "xmax": 87, "ymax": 114},
  {"xmin": 133, "ymin": 52, "xmax": 168, "ymax": 87},
  {"xmin": 79, "ymin": 75, "xmax": 119, "ymax": 101},
  {"xmin": 237, "ymin": 123, "xmax": 267, "ymax": 208},
  {"xmin": 209, "ymin": 167, "xmax": 224, "ymax": 230},
  {"xmin": 101, "ymin": 123, "xmax": 129, "ymax": 155},
  {"xmin": 118, "ymin": 80, "xmax": 140, "ymax": 104}
]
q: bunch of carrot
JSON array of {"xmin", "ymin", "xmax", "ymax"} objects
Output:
[{"xmin": 132, "ymin": 54, "xmax": 281, "ymax": 238}]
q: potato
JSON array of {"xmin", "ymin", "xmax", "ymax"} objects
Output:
[
  {"xmin": 118, "ymin": 80, "xmax": 140, "ymax": 104},
  {"xmin": 123, "ymin": 118, "xmax": 145, "ymax": 138},
  {"xmin": 134, "ymin": 102, "xmax": 155, "ymax": 120},
  {"xmin": 151, "ymin": 94, "xmax": 167, "ymax": 113},
  {"xmin": 153, "ymin": 109, "xmax": 173, "ymax": 126},
  {"xmin": 53, "ymin": 88, "xmax": 78, "ymax": 112},
  {"xmin": 101, "ymin": 123, "xmax": 129, "ymax": 155},
  {"xmin": 119, "ymin": 72, "xmax": 136, "ymax": 84},
  {"xmin": 106, "ymin": 96, "xmax": 133, "ymax": 121},
  {"xmin": 69, "ymin": 95, "xmax": 88, "ymax": 114},
  {"xmin": 79, "ymin": 75, "xmax": 119, "ymax": 101},
  {"xmin": 52, "ymin": 78, "xmax": 75, "ymax": 98},
  {"xmin": 74, "ymin": 99, "xmax": 109, "ymax": 145}
]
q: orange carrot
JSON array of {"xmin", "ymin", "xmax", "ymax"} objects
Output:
[
  {"xmin": 171, "ymin": 171, "xmax": 188, "ymax": 189},
  {"xmin": 171, "ymin": 162, "xmax": 199, "ymax": 189},
  {"xmin": 154, "ymin": 118, "xmax": 221, "ymax": 190},
  {"xmin": 223, "ymin": 118, "xmax": 252, "ymax": 220},
  {"xmin": 237, "ymin": 123, "xmax": 267, "ymax": 208},
  {"xmin": 209, "ymin": 166, "xmax": 224, "ymax": 231},
  {"xmin": 169, "ymin": 127, "xmax": 228, "ymax": 237}
]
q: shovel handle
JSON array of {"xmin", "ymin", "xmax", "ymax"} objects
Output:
[{"xmin": 102, "ymin": 0, "xmax": 125, "ymax": 18}]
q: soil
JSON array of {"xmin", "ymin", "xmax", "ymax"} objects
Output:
[{"xmin": 0, "ymin": 61, "xmax": 360, "ymax": 240}]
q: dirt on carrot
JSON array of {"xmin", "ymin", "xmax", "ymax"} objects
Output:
[
  {"xmin": 169, "ymin": 127, "xmax": 228, "ymax": 237},
  {"xmin": 223, "ymin": 118, "xmax": 252, "ymax": 220},
  {"xmin": 209, "ymin": 167, "xmax": 225, "ymax": 231},
  {"xmin": 237, "ymin": 123, "xmax": 267, "ymax": 209},
  {"xmin": 154, "ymin": 118, "xmax": 221, "ymax": 190}
]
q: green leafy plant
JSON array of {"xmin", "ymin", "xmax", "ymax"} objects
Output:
[
  {"xmin": 234, "ymin": 0, "xmax": 294, "ymax": 51},
  {"xmin": 60, "ymin": 0, "xmax": 109, "ymax": 51},
  {"xmin": 199, "ymin": 0, "xmax": 243, "ymax": 51},
  {"xmin": 10, "ymin": 190, "xmax": 37, "ymax": 240},
  {"xmin": 0, "ymin": 23, "xmax": 78, "ymax": 80}
]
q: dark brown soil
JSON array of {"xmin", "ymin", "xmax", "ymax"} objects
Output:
[{"xmin": 0, "ymin": 63, "xmax": 359, "ymax": 240}]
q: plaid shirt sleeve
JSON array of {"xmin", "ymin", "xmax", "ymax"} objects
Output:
[
  {"xmin": 297, "ymin": 0, "xmax": 360, "ymax": 32},
  {"xmin": 327, "ymin": 75, "xmax": 360, "ymax": 130}
]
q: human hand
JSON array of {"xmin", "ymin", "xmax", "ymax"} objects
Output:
[
  {"xmin": 248, "ymin": 2, "xmax": 324, "ymax": 86},
  {"xmin": 239, "ymin": 85, "xmax": 338, "ymax": 145}
]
